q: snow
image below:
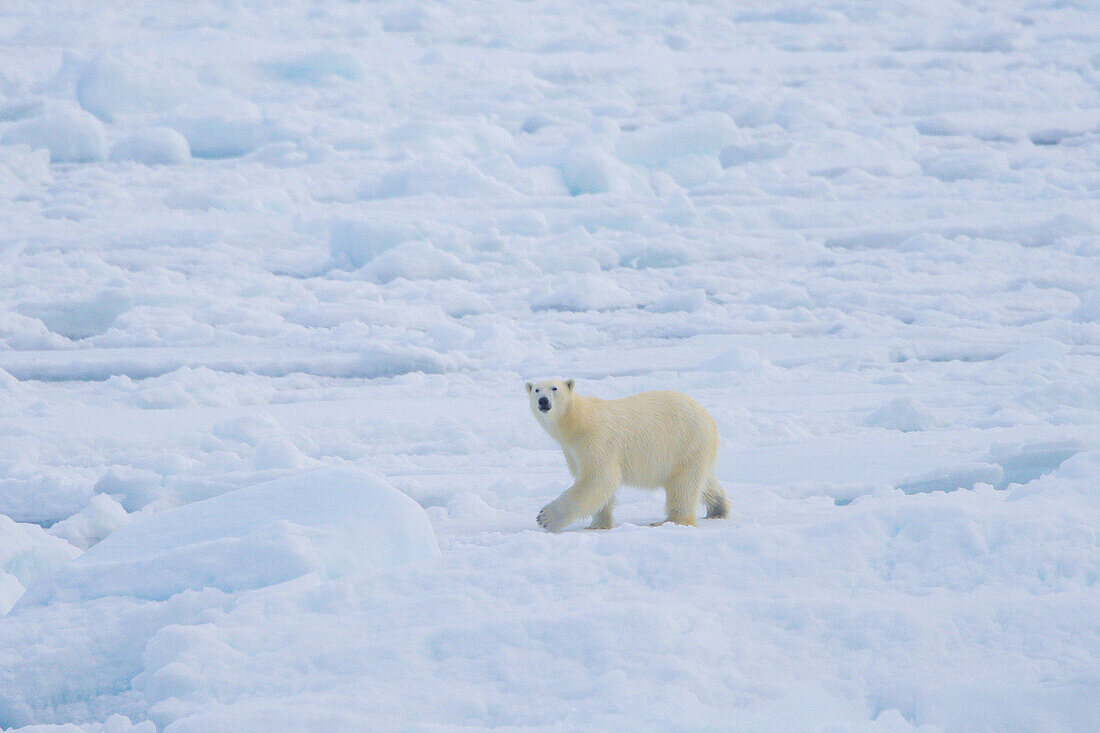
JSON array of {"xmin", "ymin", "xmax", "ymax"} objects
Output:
[
  {"xmin": 0, "ymin": 516, "xmax": 80, "ymax": 615},
  {"xmin": 863, "ymin": 397, "xmax": 940, "ymax": 433},
  {"xmin": 15, "ymin": 467, "xmax": 438, "ymax": 608},
  {"xmin": 0, "ymin": 145, "xmax": 51, "ymax": 198},
  {"xmin": 1, "ymin": 105, "xmax": 107, "ymax": 163},
  {"xmin": 1, "ymin": 0, "xmax": 1099, "ymax": 730},
  {"xmin": 109, "ymin": 129, "xmax": 190, "ymax": 166},
  {"xmin": 47, "ymin": 494, "xmax": 130, "ymax": 551}
]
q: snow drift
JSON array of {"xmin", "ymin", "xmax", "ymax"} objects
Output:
[{"xmin": 16, "ymin": 467, "xmax": 439, "ymax": 607}]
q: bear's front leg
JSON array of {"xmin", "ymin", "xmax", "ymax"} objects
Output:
[
  {"xmin": 537, "ymin": 471, "xmax": 619, "ymax": 533},
  {"xmin": 536, "ymin": 495, "xmax": 575, "ymax": 533},
  {"xmin": 586, "ymin": 498, "xmax": 614, "ymax": 530}
]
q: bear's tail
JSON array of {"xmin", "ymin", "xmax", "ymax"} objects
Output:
[{"xmin": 702, "ymin": 475, "xmax": 729, "ymax": 519}]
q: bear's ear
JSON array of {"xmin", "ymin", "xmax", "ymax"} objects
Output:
[
  {"xmin": 565, "ymin": 379, "xmax": 575, "ymax": 391},
  {"xmin": 525, "ymin": 382, "xmax": 533, "ymax": 394}
]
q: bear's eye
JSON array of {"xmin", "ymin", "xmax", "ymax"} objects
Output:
[
  {"xmin": 534, "ymin": 388, "xmax": 540, "ymax": 393},
  {"xmin": 551, "ymin": 387, "xmax": 558, "ymax": 391}
]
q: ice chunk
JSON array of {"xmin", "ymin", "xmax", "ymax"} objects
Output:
[
  {"xmin": 920, "ymin": 149, "xmax": 1009, "ymax": 182},
  {"xmin": 700, "ymin": 346, "xmax": 762, "ymax": 372},
  {"xmin": 77, "ymin": 53, "xmax": 193, "ymax": 121},
  {"xmin": 863, "ymin": 397, "xmax": 939, "ymax": 432},
  {"xmin": 1072, "ymin": 290, "xmax": 1100, "ymax": 322},
  {"xmin": 648, "ymin": 288, "xmax": 707, "ymax": 313},
  {"xmin": 264, "ymin": 50, "xmax": 364, "ymax": 83},
  {"xmin": 329, "ymin": 218, "xmax": 412, "ymax": 269},
  {"xmin": 987, "ymin": 441, "xmax": 1085, "ymax": 490},
  {"xmin": 251, "ymin": 437, "xmax": 311, "ymax": 470},
  {"xmin": 48, "ymin": 494, "xmax": 130, "ymax": 551},
  {"xmin": 94, "ymin": 466, "xmax": 165, "ymax": 513},
  {"xmin": 0, "ymin": 366, "xmax": 20, "ymax": 393},
  {"xmin": 1, "ymin": 105, "xmax": 107, "ymax": 163},
  {"xmin": 167, "ymin": 98, "xmax": 270, "ymax": 159},
  {"xmin": 353, "ymin": 343, "xmax": 470, "ymax": 378},
  {"xmin": 895, "ymin": 462, "xmax": 1004, "ymax": 495},
  {"xmin": 0, "ymin": 144, "xmax": 52, "ymax": 197},
  {"xmin": 213, "ymin": 414, "xmax": 283, "ymax": 447},
  {"xmin": 0, "ymin": 515, "xmax": 81, "ymax": 615},
  {"xmin": 616, "ymin": 112, "xmax": 739, "ymax": 168},
  {"xmin": 531, "ymin": 274, "xmax": 636, "ymax": 312},
  {"xmin": 16, "ymin": 467, "xmax": 439, "ymax": 607},
  {"xmin": 749, "ymin": 285, "xmax": 814, "ymax": 309},
  {"xmin": 358, "ymin": 158, "xmax": 514, "ymax": 200},
  {"xmin": 719, "ymin": 140, "xmax": 789, "ymax": 166},
  {"xmin": 661, "ymin": 190, "xmax": 698, "ymax": 224},
  {"xmin": 15, "ymin": 289, "xmax": 132, "ymax": 340},
  {"xmin": 0, "ymin": 464, "xmax": 94, "ymax": 525},
  {"xmin": 560, "ymin": 144, "xmax": 618, "ymax": 195},
  {"xmin": 360, "ymin": 241, "xmax": 476, "ymax": 283},
  {"xmin": 110, "ymin": 128, "xmax": 191, "ymax": 165}
]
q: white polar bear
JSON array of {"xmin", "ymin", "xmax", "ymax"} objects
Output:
[{"xmin": 526, "ymin": 378, "xmax": 729, "ymax": 532}]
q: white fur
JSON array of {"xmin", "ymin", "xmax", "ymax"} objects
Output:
[{"xmin": 526, "ymin": 379, "xmax": 729, "ymax": 532}]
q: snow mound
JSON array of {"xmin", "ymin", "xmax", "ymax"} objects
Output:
[
  {"xmin": 0, "ymin": 516, "xmax": 81, "ymax": 615},
  {"xmin": 0, "ymin": 464, "xmax": 95, "ymax": 525},
  {"xmin": 329, "ymin": 218, "xmax": 412, "ymax": 269},
  {"xmin": 0, "ymin": 144, "xmax": 51, "ymax": 197},
  {"xmin": 701, "ymin": 346, "xmax": 763, "ymax": 372},
  {"xmin": 47, "ymin": 494, "xmax": 130, "ymax": 551},
  {"xmin": 895, "ymin": 462, "xmax": 1004, "ymax": 495},
  {"xmin": 93, "ymin": 466, "xmax": 165, "ymax": 513},
  {"xmin": 617, "ymin": 112, "xmax": 739, "ymax": 168},
  {"xmin": 77, "ymin": 53, "xmax": 193, "ymax": 121},
  {"xmin": 531, "ymin": 274, "xmax": 636, "ymax": 312},
  {"xmin": 0, "ymin": 367, "xmax": 19, "ymax": 392},
  {"xmin": 264, "ymin": 49, "xmax": 364, "ymax": 83},
  {"xmin": 986, "ymin": 441, "xmax": 1085, "ymax": 490},
  {"xmin": 750, "ymin": 285, "xmax": 814, "ymax": 309},
  {"xmin": 560, "ymin": 144, "xmax": 623, "ymax": 195},
  {"xmin": 361, "ymin": 241, "xmax": 476, "ymax": 283},
  {"xmin": 864, "ymin": 397, "xmax": 939, "ymax": 432},
  {"xmin": 166, "ymin": 98, "xmax": 270, "ymax": 159},
  {"xmin": 109, "ymin": 128, "xmax": 191, "ymax": 165},
  {"xmin": 1073, "ymin": 290, "xmax": 1100, "ymax": 322},
  {"xmin": 647, "ymin": 288, "xmax": 707, "ymax": 313},
  {"xmin": 353, "ymin": 343, "xmax": 470, "ymax": 379},
  {"xmin": 16, "ymin": 467, "xmax": 439, "ymax": 607},
  {"xmin": 920, "ymin": 149, "xmax": 1009, "ymax": 182},
  {"xmin": 359, "ymin": 157, "xmax": 514, "ymax": 200},
  {"xmin": 15, "ymin": 289, "xmax": 132, "ymax": 340},
  {"xmin": 1, "ymin": 105, "xmax": 107, "ymax": 163}
]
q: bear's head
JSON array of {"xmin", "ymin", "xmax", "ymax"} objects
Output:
[{"xmin": 525, "ymin": 378, "xmax": 575, "ymax": 422}]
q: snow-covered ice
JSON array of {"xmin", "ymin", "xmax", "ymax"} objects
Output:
[{"xmin": 1, "ymin": 0, "xmax": 1098, "ymax": 731}]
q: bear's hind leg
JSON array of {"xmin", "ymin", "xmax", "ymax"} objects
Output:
[
  {"xmin": 702, "ymin": 474, "xmax": 729, "ymax": 519},
  {"xmin": 662, "ymin": 473, "xmax": 702, "ymax": 527}
]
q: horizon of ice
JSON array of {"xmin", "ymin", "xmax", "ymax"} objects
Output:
[{"xmin": 1, "ymin": 0, "xmax": 1098, "ymax": 730}]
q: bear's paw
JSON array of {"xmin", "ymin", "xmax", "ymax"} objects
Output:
[{"xmin": 536, "ymin": 498, "xmax": 573, "ymax": 533}]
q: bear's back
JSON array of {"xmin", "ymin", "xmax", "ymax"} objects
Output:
[{"xmin": 583, "ymin": 390, "xmax": 717, "ymax": 460}]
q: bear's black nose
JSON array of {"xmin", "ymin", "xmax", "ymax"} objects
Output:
[{"xmin": 538, "ymin": 396, "xmax": 550, "ymax": 411}]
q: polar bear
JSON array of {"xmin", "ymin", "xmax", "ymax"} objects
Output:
[{"xmin": 526, "ymin": 378, "xmax": 728, "ymax": 532}]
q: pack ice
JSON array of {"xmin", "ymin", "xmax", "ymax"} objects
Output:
[
  {"xmin": 14, "ymin": 467, "xmax": 439, "ymax": 608},
  {"xmin": 1, "ymin": 0, "xmax": 1099, "ymax": 730}
]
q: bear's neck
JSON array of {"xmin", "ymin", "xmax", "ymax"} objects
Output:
[{"xmin": 546, "ymin": 395, "xmax": 592, "ymax": 445}]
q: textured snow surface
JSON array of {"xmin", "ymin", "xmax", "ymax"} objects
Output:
[
  {"xmin": 1, "ymin": 0, "xmax": 1099, "ymax": 731},
  {"xmin": 15, "ymin": 467, "xmax": 439, "ymax": 607}
]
